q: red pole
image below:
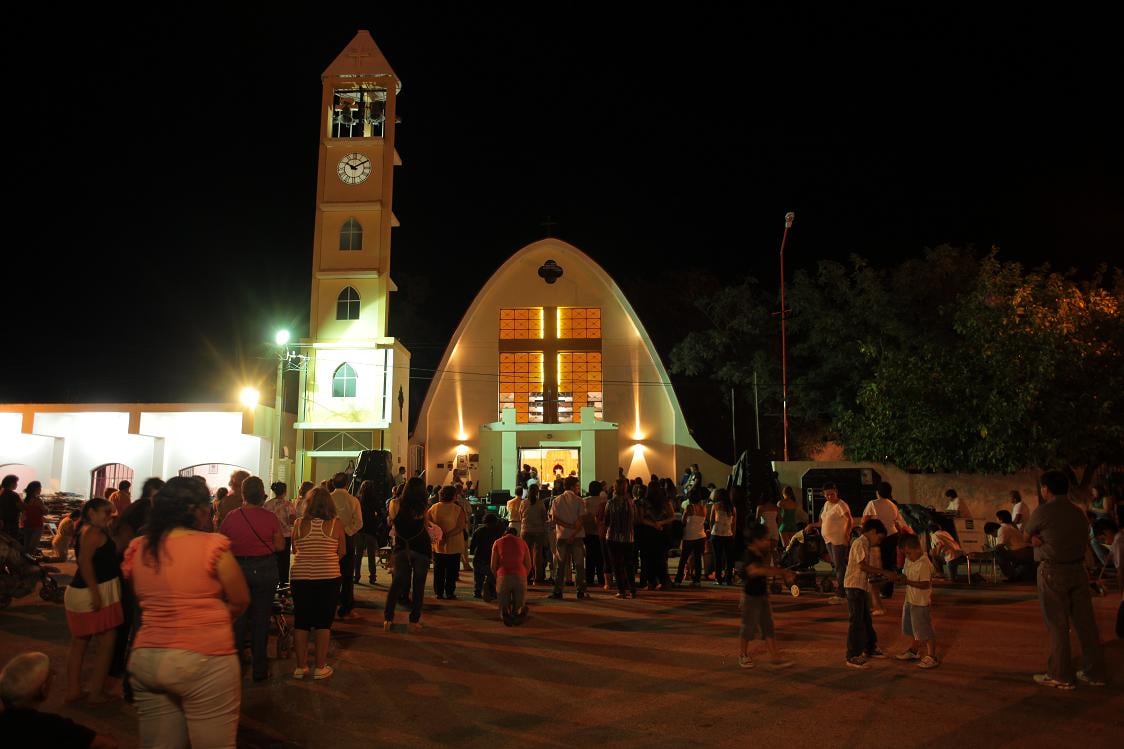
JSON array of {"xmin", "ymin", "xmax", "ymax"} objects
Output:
[{"xmin": 779, "ymin": 211, "xmax": 795, "ymax": 461}]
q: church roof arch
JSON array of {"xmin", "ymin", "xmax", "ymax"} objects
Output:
[{"xmin": 411, "ymin": 238, "xmax": 705, "ymax": 452}]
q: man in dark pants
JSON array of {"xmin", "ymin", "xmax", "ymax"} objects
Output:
[
  {"xmin": 1026, "ymin": 470, "xmax": 1106, "ymax": 689},
  {"xmin": 329, "ymin": 472, "xmax": 363, "ymax": 618}
]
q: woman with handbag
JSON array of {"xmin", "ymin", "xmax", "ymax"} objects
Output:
[{"xmin": 385, "ymin": 478, "xmax": 432, "ymax": 631}]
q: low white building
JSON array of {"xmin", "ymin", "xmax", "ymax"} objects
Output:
[{"xmin": 0, "ymin": 404, "xmax": 292, "ymax": 498}]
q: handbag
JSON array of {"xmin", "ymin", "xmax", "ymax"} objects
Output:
[{"xmin": 426, "ymin": 521, "xmax": 444, "ymax": 545}]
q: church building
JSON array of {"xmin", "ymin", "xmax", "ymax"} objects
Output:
[{"xmin": 410, "ymin": 241, "xmax": 728, "ymax": 493}]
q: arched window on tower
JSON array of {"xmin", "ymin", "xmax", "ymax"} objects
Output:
[
  {"xmin": 340, "ymin": 218, "xmax": 363, "ymax": 251},
  {"xmin": 336, "ymin": 287, "xmax": 360, "ymax": 320},
  {"xmin": 332, "ymin": 363, "xmax": 357, "ymax": 398}
]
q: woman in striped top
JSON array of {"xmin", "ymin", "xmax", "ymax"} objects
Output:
[{"xmin": 289, "ymin": 488, "xmax": 345, "ymax": 680}]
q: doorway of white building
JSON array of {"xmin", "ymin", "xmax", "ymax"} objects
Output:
[
  {"xmin": 519, "ymin": 448, "xmax": 580, "ymax": 488},
  {"xmin": 91, "ymin": 463, "xmax": 134, "ymax": 501},
  {"xmin": 179, "ymin": 464, "xmax": 252, "ymax": 496}
]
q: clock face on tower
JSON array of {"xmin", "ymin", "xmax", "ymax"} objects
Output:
[{"xmin": 336, "ymin": 153, "xmax": 372, "ymax": 185}]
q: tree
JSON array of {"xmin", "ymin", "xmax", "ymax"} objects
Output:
[{"xmin": 839, "ymin": 255, "xmax": 1124, "ymax": 480}]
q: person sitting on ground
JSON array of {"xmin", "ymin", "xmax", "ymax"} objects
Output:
[
  {"xmin": 470, "ymin": 513, "xmax": 503, "ymax": 601},
  {"xmin": 928, "ymin": 523, "xmax": 966, "ymax": 581},
  {"xmin": 994, "ymin": 510, "xmax": 1035, "ymax": 581},
  {"xmin": 50, "ymin": 509, "xmax": 81, "ymax": 562},
  {"xmin": 0, "ymin": 652, "xmax": 118, "ymax": 748},
  {"xmin": 1091, "ymin": 517, "xmax": 1122, "ymax": 640},
  {"xmin": 492, "ymin": 525, "xmax": 531, "ymax": 625}
]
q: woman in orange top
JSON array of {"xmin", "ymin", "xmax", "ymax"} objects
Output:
[
  {"xmin": 427, "ymin": 486, "xmax": 467, "ymax": 599},
  {"xmin": 123, "ymin": 477, "xmax": 249, "ymax": 748}
]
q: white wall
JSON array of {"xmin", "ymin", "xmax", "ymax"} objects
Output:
[
  {"xmin": 0, "ymin": 413, "xmax": 58, "ymax": 490},
  {"xmin": 775, "ymin": 460, "xmax": 1046, "ymax": 520},
  {"xmin": 139, "ymin": 412, "xmax": 267, "ymax": 481},
  {"xmin": 34, "ymin": 412, "xmax": 155, "ymax": 496}
]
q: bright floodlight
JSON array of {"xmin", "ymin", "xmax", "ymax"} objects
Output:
[
  {"xmin": 239, "ymin": 386, "xmax": 260, "ymax": 408},
  {"xmin": 275, "ymin": 329, "xmax": 291, "ymax": 346}
]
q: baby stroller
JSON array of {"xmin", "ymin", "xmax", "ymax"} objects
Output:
[
  {"xmin": 271, "ymin": 584, "xmax": 295, "ymax": 659},
  {"xmin": 0, "ymin": 531, "xmax": 64, "ymax": 608},
  {"xmin": 773, "ymin": 527, "xmax": 834, "ymax": 594}
]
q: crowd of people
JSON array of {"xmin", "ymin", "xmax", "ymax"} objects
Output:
[{"xmin": 0, "ymin": 464, "xmax": 1120, "ymax": 745}]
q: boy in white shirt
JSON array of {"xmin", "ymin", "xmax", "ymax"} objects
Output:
[
  {"xmin": 844, "ymin": 518, "xmax": 893, "ymax": 669},
  {"xmin": 894, "ymin": 534, "xmax": 939, "ymax": 668}
]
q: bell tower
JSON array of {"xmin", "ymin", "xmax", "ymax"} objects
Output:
[{"xmin": 296, "ymin": 30, "xmax": 411, "ymax": 484}]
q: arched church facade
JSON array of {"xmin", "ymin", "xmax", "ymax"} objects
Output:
[{"xmin": 411, "ymin": 239, "xmax": 728, "ymax": 493}]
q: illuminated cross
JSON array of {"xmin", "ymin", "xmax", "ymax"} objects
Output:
[
  {"xmin": 347, "ymin": 48, "xmax": 371, "ymax": 69},
  {"xmin": 500, "ymin": 307, "xmax": 601, "ymax": 423}
]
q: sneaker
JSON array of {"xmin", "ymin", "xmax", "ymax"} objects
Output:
[
  {"xmin": 895, "ymin": 650, "xmax": 921, "ymax": 661},
  {"xmin": 770, "ymin": 659, "xmax": 794, "ymax": 669},
  {"xmin": 548, "ymin": 592, "xmax": 563, "ymax": 599},
  {"xmin": 866, "ymin": 648, "xmax": 886, "ymax": 659},
  {"xmin": 827, "ymin": 595, "xmax": 846, "ymax": 604},
  {"xmin": 918, "ymin": 656, "xmax": 939, "ymax": 669},
  {"xmin": 615, "ymin": 593, "xmax": 627, "ymax": 599},
  {"xmin": 738, "ymin": 655, "xmax": 754, "ymax": 669},
  {"xmin": 313, "ymin": 665, "xmax": 334, "ymax": 680},
  {"xmin": 871, "ymin": 607, "xmax": 886, "ymax": 617},
  {"xmin": 435, "ymin": 594, "xmax": 445, "ymax": 600},
  {"xmin": 292, "ymin": 667, "xmax": 309, "ymax": 678},
  {"xmin": 846, "ymin": 657, "xmax": 870, "ymax": 670},
  {"xmin": 1033, "ymin": 674, "xmax": 1075, "ymax": 690},
  {"xmin": 1076, "ymin": 670, "xmax": 1106, "ymax": 687}
]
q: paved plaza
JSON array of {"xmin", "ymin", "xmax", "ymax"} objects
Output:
[{"xmin": 2, "ymin": 564, "xmax": 1121, "ymax": 748}]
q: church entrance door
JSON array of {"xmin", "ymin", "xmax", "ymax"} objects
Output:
[{"xmin": 519, "ymin": 448, "xmax": 580, "ymax": 488}]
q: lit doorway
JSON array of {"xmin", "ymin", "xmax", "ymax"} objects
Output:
[
  {"xmin": 91, "ymin": 463, "xmax": 134, "ymax": 501},
  {"xmin": 518, "ymin": 448, "xmax": 580, "ymax": 489}
]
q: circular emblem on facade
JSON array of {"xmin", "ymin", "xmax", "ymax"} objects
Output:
[{"xmin": 538, "ymin": 260, "xmax": 563, "ymax": 284}]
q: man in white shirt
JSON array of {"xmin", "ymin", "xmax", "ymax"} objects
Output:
[
  {"xmin": 1010, "ymin": 491, "xmax": 1034, "ymax": 531},
  {"xmin": 811, "ymin": 483, "xmax": 852, "ymax": 603},
  {"xmin": 330, "ymin": 472, "xmax": 364, "ymax": 618},
  {"xmin": 548, "ymin": 476, "xmax": 587, "ymax": 600}
]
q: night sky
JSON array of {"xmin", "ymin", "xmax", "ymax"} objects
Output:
[{"xmin": 7, "ymin": 8, "xmax": 1121, "ymax": 458}]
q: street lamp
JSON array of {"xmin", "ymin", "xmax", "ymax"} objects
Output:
[
  {"xmin": 778, "ymin": 211, "xmax": 795, "ymax": 462},
  {"xmin": 272, "ymin": 330, "xmax": 290, "ymax": 484},
  {"xmin": 239, "ymin": 386, "xmax": 260, "ymax": 409}
]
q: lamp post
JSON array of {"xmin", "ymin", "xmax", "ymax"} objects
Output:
[
  {"xmin": 778, "ymin": 211, "xmax": 795, "ymax": 462},
  {"xmin": 272, "ymin": 330, "xmax": 290, "ymax": 485}
]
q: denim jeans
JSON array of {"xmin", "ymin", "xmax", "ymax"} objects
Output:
[
  {"xmin": 675, "ymin": 538, "xmax": 706, "ymax": 584},
  {"xmin": 827, "ymin": 542, "xmax": 849, "ymax": 593},
  {"xmin": 845, "ymin": 587, "xmax": 877, "ymax": 659},
  {"xmin": 129, "ymin": 648, "xmax": 240, "ymax": 749},
  {"xmin": 608, "ymin": 541, "xmax": 637, "ymax": 595},
  {"xmin": 385, "ymin": 550, "xmax": 429, "ymax": 623},
  {"xmin": 353, "ymin": 531, "xmax": 379, "ymax": 582},
  {"xmin": 584, "ymin": 536, "xmax": 605, "ymax": 584},
  {"xmin": 711, "ymin": 535, "xmax": 734, "ymax": 583},
  {"xmin": 234, "ymin": 555, "xmax": 279, "ymax": 680}
]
